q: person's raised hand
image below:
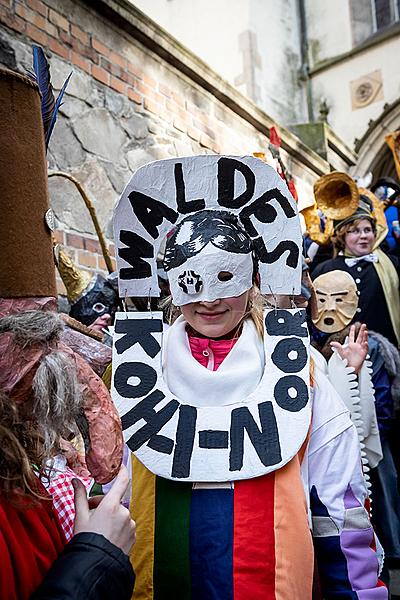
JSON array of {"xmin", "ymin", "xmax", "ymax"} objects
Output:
[
  {"xmin": 330, "ymin": 323, "xmax": 369, "ymax": 374},
  {"xmin": 73, "ymin": 465, "xmax": 136, "ymax": 555}
]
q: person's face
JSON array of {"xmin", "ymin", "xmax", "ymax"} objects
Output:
[
  {"xmin": 180, "ymin": 289, "xmax": 251, "ymax": 339},
  {"xmin": 344, "ymin": 219, "xmax": 376, "ymax": 257}
]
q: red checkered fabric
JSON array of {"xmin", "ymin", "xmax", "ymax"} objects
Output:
[{"xmin": 41, "ymin": 465, "xmax": 92, "ymax": 541}]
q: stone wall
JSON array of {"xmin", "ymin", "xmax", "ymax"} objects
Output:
[{"xmin": 0, "ymin": 0, "xmax": 348, "ymax": 295}]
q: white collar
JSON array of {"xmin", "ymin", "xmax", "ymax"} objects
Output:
[{"xmin": 163, "ymin": 316, "xmax": 265, "ymax": 407}]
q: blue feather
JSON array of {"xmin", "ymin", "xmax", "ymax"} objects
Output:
[
  {"xmin": 32, "ymin": 44, "xmax": 72, "ymax": 149},
  {"xmin": 45, "ymin": 71, "xmax": 72, "ymax": 148},
  {"xmin": 32, "ymin": 45, "xmax": 55, "ymax": 143}
]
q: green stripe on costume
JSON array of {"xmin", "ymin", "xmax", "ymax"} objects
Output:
[{"xmin": 154, "ymin": 476, "xmax": 192, "ymax": 600}]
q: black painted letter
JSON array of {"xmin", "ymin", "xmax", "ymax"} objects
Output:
[
  {"xmin": 114, "ymin": 362, "xmax": 156, "ymax": 399},
  {"xmin": 171, "ymin": 405, "xmax": 197, "ymax": 478},
  {"xmin": 229, "ymin": 401, "xmax": 281, "ymax": 471},
  {"xmin": 118, "ymin": 230, "xmax": 153, "ymax": 280},
  {"xmin": 217, "ymin": 157, "xmax": 255, "ymax": 209},
  {"xmin": 129, "ymin": 191, "xmax": 178, "ymax": 239},
  {"xmin": 274, "ymin": 376, "xmax": 309, "ymax": 412},
  {"xmin": 265, "ymin": 309, "xmax": 307, "ymax": 337},
  {"xmin": 271, "ymin": 338, "xmax": 307, "ymax": 373},
  {"xmin": 175, "ymin": 163, "xmax": 206, "ymax": 213},
  {"xmin": 115, "ymin": 318, "xmax": 162, "ymax": 357}
]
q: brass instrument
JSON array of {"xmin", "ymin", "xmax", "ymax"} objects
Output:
[
  {"xmin": 301, "ymin": 171, "xmax": 388, "ymax": 247},
  {"xmin": 385, "ymin": 131, "xmax": 400, "ymax": 181},
  {"xmin": 357, "ymin": 187, "xmax": 388, "ymax": 248},
  {"xmin": 300, "ymin": 172, "xmax": 359, "ymax": 245}
]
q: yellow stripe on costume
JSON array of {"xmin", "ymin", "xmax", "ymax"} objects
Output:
[{"xmin": 130, "ymin": 457, "xmax": 156, "ymax": 600}]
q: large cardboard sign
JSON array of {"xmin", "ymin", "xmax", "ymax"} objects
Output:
[
  {"xmin": 111, "ymin": 308, "xmax": 311, "ymax": 482},
  {"xmin": 113, "ymin": 156, "xmax": 302, "ymax": 298}
]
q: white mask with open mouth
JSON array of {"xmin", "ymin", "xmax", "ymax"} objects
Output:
[{"xmin": 312, "ymin": 270, "xmax": 358, "ymax": 333}]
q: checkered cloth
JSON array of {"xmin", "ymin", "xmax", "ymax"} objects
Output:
[{"xmin": 40, "ymin": 457, "xmax": 93, "ymax": 541}]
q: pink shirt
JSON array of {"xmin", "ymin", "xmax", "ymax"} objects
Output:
[{"xmin": 187, "ymin": 331, "xmax": 237, "ymax": 371}]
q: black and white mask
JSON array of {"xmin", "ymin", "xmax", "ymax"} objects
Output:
[{"xmin": 164, "ymin": 211, "xmax": 254, "ymax": 306}]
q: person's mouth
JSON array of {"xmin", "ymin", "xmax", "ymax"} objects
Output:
[{"xmin": 196, "ymin": 310, "xmax": 227, "ymax": 320}]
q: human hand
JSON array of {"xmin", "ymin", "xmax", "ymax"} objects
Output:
[
  {"xmin": 330, "ymin": 323, "xmax": 368, "ymax": 374},
  {"xmin": 73, "ymin": 465, "xmax": 136, "ymax": 555},
  {"xmin": 88, "ymin": 313, "xmax": 112, "ymax": 333}
]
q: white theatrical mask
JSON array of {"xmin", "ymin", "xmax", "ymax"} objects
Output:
[
  {"xmin": 164, "ymin": 210, "xmax": 255, "ymax": 306},
  {"xmin": 312, "ymin": 270, "xmax": 358, "ymax": 333},
  {"xmin": 167, "ymin": 242, "xmax": 254, "ymax": 306}
]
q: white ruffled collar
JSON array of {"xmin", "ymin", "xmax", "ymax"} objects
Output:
[{"xmin": 163, "ymin": 316, "xmax": 265, "ymax": 407}]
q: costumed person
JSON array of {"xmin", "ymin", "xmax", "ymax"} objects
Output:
[
  {"xmin": 55, "ymin": 243, "xmax": 120, "ymax": 333},
  {"xmin": 0, "ymin": 309, "xmax": 123, "ymax": 540},
  {"xmin": 0, "ymin": 62, "xmax": 133, "ymax": 596},
  {"xmin": 0, "ymin": 383, "xmax": 135, "ymax": 600},
  {"xmin": 310, "ymin": 270, "xmax": 400, "ymax": 589},
  {"xmin": 309, "ymin": 172, "xmax": 400, "ymax": 348},
  {"xmin": 111, "ymin": 155, "xmax": 387, "ymax": 599}
]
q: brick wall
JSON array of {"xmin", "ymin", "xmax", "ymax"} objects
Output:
[
  {"xmin": 0, "ymin": 0, "xmax": 333, "ymax": 296},
  {"xmin": 0, "ymin": 0, "xmax": 243, "ymax": 151}
]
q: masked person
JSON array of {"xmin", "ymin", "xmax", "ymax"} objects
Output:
[
  {"xmin": 310, "ymin": 269, "xmax": 400, "ymax": 590},
  {"xmin": 55, "ymin": 245, "xmax": 120, "ymax": 333},
  {"xmin": 310, "ymin": 173, "xmax": 400, "ymax": 348},
  {"xmin": 111, "ymin": 155, "xmax": 387, "ymax": 599}
]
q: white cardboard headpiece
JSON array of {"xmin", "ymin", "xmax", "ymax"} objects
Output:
[{"xmin": 113, "ymin": 155, "xmax": 302, "ymax": 297}]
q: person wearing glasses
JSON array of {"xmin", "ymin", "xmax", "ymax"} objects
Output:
[{"xmin": 311, "ymin": 194, "xmax": 400, "ymax": 349}]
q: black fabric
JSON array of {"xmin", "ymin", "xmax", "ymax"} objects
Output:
[
  {"xmin": 311, "ymin": 254, "xmax": 399, "ymax": 347},
  {"xmin": 31, "ymin": 532, "xmax": 135, "ymax": 600}
]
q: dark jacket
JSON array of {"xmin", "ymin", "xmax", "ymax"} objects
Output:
[{"xmin": 31, "ymin": 532, "xmax": 135, "ymax": 600}]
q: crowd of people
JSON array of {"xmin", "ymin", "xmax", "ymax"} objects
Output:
[{"xmin": 2, "ymin": 62, "xmax": 400, "ymax": 600}]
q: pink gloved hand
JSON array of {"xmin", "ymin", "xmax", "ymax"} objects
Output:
[{"xmin": 73, "ymin": 465, "xmax": 136, "ymax": 555}]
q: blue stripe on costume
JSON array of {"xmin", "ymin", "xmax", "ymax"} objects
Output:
[
  {"xmin": 190, "ymin": 488, "xmax": 233, "ymax": 600},
  {"xmin": 310, "ymin": 486, "xmax": 359, "ymax": 599}
]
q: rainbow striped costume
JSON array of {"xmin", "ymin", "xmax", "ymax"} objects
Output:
[
  {"xmin": 130, "ymin": 450, "xmax": 314, "ymax": 600},
  {"xmin": 128, "ymin": 362, "xmax": 387, "ymax": 600}
]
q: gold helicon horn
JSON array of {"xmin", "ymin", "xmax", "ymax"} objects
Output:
[
  {"xmin": 314, "ymin": 172, "xmax": 359, "ymax": 220},
  {"xmin": 301, "ymin": 172, "xmax": 360, "ymax": 245}
]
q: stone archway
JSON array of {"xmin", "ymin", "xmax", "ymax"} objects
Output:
[{"xmin": 353, "ymin": 98, "xmax": 400, "ymax": 183}]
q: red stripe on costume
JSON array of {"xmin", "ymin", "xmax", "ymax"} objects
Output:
[{"xmin": 233, "ymin": 473, "xmax": 276, "ymax": 600}]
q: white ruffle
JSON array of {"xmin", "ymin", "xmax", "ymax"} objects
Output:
[{"xmin": 322, "ymin": 349, "xmax": 383, "ymax": 494}]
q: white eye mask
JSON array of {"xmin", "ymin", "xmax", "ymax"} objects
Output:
[{"xmin": 167, "ymin": 243, "xmax": 254, "ymax": 306}]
